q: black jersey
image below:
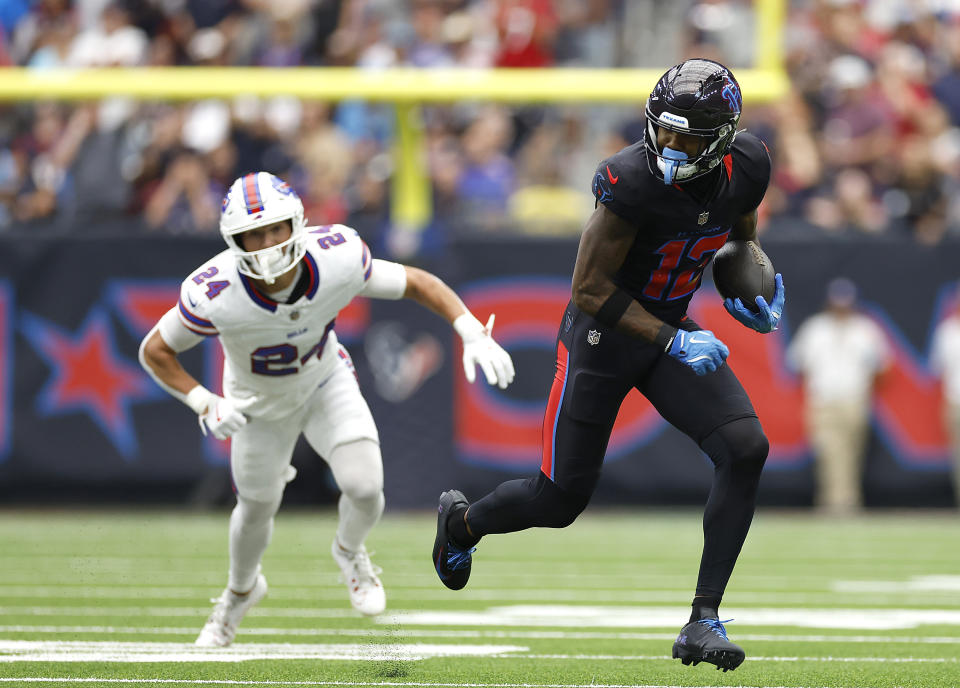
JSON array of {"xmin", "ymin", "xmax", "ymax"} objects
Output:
[{"xmin": 591, "ymin": 131, "xmax": 771, "ymax": 325}]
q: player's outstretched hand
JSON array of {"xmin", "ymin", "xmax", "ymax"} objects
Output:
[
  {"xmin": 666, "ymin": 329, "xmax": 729, "ymax": 376},
  {"xmin": 454, "ymin": 312, "xmax": 516, "ymax": 389},
  {"xmin": 198, "ymin": 393, "xmax": 247, "ymax": 440},
  {"xmin": 724, "ymin": 273, "xmax": 784, "ymax": 333}
]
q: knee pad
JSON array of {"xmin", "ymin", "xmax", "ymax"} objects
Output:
[
  {"xmin": 330, "ymin": 439, "xmax": 384, "ymax": 502},
  {"xmin": 235, "ymin": 494, "xmax": 282, "ymax": 529},
  {"xmin": 702, "ymin": 417, "xmax": 769, "ymax": 474}
]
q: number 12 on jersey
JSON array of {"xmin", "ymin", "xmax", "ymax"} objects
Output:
[{"xmin": 643, "ymin": 231, "xmax": 730, "ymax": 301}]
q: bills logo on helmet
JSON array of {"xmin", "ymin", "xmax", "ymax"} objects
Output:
[
  {"xmin": 221, "ymin": 189, "xmax": 232, "ymax": 213},
  {"xmin": 271, "ymin": 176, "xmax": 294, "ymax": 196}
]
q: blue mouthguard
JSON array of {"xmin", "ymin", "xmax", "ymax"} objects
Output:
[{"xmin": 661, "ymin": 147, "xmax": 688, "ymax": 185}]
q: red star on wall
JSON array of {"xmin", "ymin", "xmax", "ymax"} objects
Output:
[{"xmin": 21, "ymin": 308, "xmax": 158, "ymax": 458}]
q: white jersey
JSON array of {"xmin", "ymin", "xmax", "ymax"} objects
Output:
[{"xmin": 172, "ymin": 224, "xmax": 373, "ymax": 420}]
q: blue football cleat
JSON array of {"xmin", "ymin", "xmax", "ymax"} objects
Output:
[
  {"xmin": 672, "ymin": 617, "xmax": 745, "ymax": 672},
  {"xmin": 432, "ymin": 490, "xmax": 475, "ymax": 591}
]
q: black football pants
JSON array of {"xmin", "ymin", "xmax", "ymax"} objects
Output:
[{"xmin": 466, "ymin": 301, "xmax": 768, "ymax": 603}]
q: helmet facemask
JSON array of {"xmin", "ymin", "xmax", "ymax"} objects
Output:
[
  {"xmin": 224, "ymin": 221, "xmax": 306, "ymax": 285},
  {"xmin": 219, "ymin": 172, "xmax": 307, "ymax": 284},
  {"xmin": 645, "ymin": 108, "xmax": 738, "ymax": 184}
]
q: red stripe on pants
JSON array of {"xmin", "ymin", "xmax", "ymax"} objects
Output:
[{"xmin": 541, "ymin": 340, "xmax": 569, "ymax": 479}]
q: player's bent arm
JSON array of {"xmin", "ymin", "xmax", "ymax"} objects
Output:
[
  {"xmin": 403, "ymin": 265, "xmax": 473, "ymax": 323},
  {"xmin": 724, "ymin": 208, "xmax": 785, "ymax": 334},
  {"xmin": 138, "ymin": 309, "xmax": 206, "ymax": 410},
  {"xmin": 139, "ymin": 309, "xmax": 248, "ymax": 439},
  {"xmin": 571, "ymin": 205, "xmax": 669, "ymax": 344},
  {"xmin": 360, "ymin": 259, "xmax": 515, "ymax": 388},
  {"xmin": 359, "ymin": 258, "xmax": 477, "ymax": 326}
]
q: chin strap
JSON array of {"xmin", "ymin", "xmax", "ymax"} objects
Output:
[{"xmin": 661, "ymin": 147, "xmax": 689, "ymax": 185}]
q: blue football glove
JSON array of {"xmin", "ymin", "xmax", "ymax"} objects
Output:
[
  {"xmin": 724, "ymin": 273, "xmax": 785, "ymax": 334},
  {"xmin": 666, "ymin": 329, "xmax": 730, "ymax": 376}
]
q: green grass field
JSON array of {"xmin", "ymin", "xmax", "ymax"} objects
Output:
[{"xmin": 1, "ymin": 508, "xmax": 959, "ymax": 688}]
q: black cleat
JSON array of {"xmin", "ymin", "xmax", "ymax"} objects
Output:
[
  {"xmin": 432, "ymin": 490, "xmax": 475, "ymax": 590},
  {"xmin": 672, "ymin": 617, "xmax": 745, "ymax": 672}
]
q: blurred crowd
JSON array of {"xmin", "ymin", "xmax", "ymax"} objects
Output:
[{"xmin": 2, "ymin": 0, "xmax": 960, "ymax": 250}]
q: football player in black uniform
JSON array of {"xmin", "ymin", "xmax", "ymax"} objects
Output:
[{"xmin": 432, "ymin": 59, "xmax": 785, "ymax": 672}]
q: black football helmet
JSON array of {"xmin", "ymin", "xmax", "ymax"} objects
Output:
[{"xmin": 644, "ymin": 59, "xmax": 742, "ymax": 184}]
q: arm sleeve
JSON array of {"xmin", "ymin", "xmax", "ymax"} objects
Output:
[
  {"xmin": 359, "ymin": 259, "xmax": 408, "ymax": 300},
  {"xmin": 158, "ymin": 307, "xmax": 205, "ymax": 352},
  {"xmin": 175, "ymin": 281, "xmax": 219, "ymax": 337}
]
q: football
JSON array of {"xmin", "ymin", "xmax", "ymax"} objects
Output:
[{"xmin": 711, "ymin": 239, "xmax": 776, "ymax": 312}]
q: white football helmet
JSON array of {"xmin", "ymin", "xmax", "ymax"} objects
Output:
[{"xmin": 219, "ymin": 172, "xmax": 307, "ymax": 284}]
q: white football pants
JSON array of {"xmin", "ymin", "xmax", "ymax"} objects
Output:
[{"xmin": 225, "ymin": 348, "xmax": 383, "ymax": 592}]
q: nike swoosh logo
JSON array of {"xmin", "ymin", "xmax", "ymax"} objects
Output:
[
  {"xmin": 688, "ymin": 336, "xmax": 710, "ymax": 345},
  {"xmin": 187, "ymin": 294, "xmax": 198, "ymax": 308},
  {"xmin": 606, "ymin": 165, "xmax": 619, "ymax": 184}
]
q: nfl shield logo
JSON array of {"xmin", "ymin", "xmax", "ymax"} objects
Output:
[
  {"xmin": 697, "ymin": 211, "xmax": 709, "ymax": 225},
  {"xmin": 587, "ymin": 329, "xmax": 601, "ymax": 346}
]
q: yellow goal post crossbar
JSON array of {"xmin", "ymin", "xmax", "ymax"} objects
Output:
[
  {"xmin": 0, "ymin": 67, "xmax": 788, "ymax": 104},
  {"xmin": 0, "ymin": 3, "xmax": 787, "ymax": 237}
]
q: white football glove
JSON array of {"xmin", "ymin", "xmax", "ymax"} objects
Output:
[
  {"xmin": 185, "ymin": 386, "xmax": 247, "ymax": 440},
  {"xmin": 454, "ymin": 312, "xmax": 516, "ymax": 390}
]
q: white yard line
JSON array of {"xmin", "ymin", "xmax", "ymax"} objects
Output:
[
  {"xmin": 1, "ymin": 626, "xmax": 960, "ymax": 644},
  {"xmin": 0, "ymin": 607, "xmax": 357, "ymax": 618},
  {"xmin": 0, "ymin": 641, "xmax": 525, "ymax": 663},
  {"xmin": 0, "ymin": 641, "xmax": 954, "ymax": 665},
  {"xmin": 511, "ymin": 653, "xmax": 958, "ymax": 664},
  {"xmin": 0, "ymin": 680, "xmax": 893, "ymax": 688},
  {"xmin": 5, "ymin": 605, "xmax": 960, "ymax": 630},
  {"xmin": 386, "ymin": 606, "xmax": 960, "ymax": 630}
]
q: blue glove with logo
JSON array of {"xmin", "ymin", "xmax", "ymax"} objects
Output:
[
  {"xmin": 666, "ymin": 329, "xmax": 729, "ymax": 376},
  {"xmin": 724, "ymin": 273, "xmax": 785, "ymax": 334}
]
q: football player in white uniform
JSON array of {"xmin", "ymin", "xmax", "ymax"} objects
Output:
[{"xmin": 139, "ymin": 172, "xmax": 514, "ymax": 647}]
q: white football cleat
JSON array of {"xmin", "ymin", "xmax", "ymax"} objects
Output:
[
  {"xmin": 331, "ymin": 538, "xmax": 386, "ymax": 616},
  {"xmin": 195, "ymin": 573, "xmax": 268, "ymax": 647}
]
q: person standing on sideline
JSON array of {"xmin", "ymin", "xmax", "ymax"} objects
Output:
[
  {"xmin": 787, "ymin": 277, "xmax": 890, "ymax": 513},
  {"xmin": 431, "ymin": 59, "xmax": 784, "ymax": 672},
  {"xmin": 139, "ymin": 171, "xmax": 514, "ymax": 647},
  {"xmin": 931, "ymin": 288, "xmax": 960, "ymax": 506}
]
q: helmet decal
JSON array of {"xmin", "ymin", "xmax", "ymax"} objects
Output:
[
  {"xmin": 659, "ymin": 112, "xmax": 689, "ymax": 128},
  {"xmin": 242, "ymin": 173, "xmax": 265, "ymax": 215},
  {"xmin": 271, "ymin": 175, "xmax": 294, "ymax": 196},
  {"xmin": 721, "ymin": 76, "xmax": 742, "ymax": 112}
]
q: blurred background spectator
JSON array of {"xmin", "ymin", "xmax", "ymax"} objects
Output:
[
  {"xmin": 2, "ymin": 0, "xmax": 960, "ymax": 250},
  {"xmin": 787, "ymin": 277, "xmax": 892, "ymax": 514}
]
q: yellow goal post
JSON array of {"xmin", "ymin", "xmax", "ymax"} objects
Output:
[{"xmin": 0, "ymin": 0, "xmax": 787, "ymax": 236}]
